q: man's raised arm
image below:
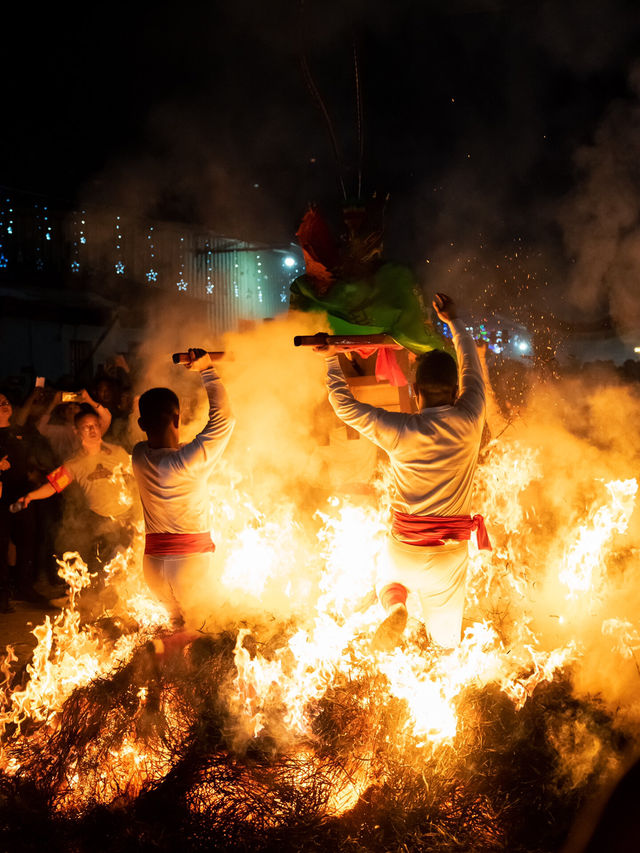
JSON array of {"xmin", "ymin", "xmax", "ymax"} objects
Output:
[
  {"xmin": 313, "ymin": 346, "xmax": 405, "ymax": 452},
  {"xmin": 171, "ymin": 348, "xmax": 235, "ymax": 472},
  {"xmin": 432, "ymin": 293, "xmax": 485, "ymax": 421}
]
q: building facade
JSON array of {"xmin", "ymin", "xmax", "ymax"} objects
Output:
[{"xmin": 0, "ymin": 189, "xmax": 303, "ymax": 390}]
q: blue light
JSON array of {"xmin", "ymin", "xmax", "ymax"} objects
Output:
[
  {"xmin": 283, "ymin": 256, "xmax": 296, "ymax": 268},
  {"xmin": 0, "ymin": 253, "xmax": 7, "ymax": 269},
  {"xmin": 115, "ymin": 261, "xmax": 125, "ymax": 275},
  {"xmin": 71, "ymin": 261, "xmax": 80, "ymax": 273},
  {"xmin": 146, "ymin": 269, "xmax": 158, "ymax": 282}
]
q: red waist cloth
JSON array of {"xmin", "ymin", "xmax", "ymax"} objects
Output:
[
  {"xmin": 392, "ymin": 511, "xmax": 492, "ymax": 551},
  {"xmin": 145, "ymin": 532, "xmax": 215, "ymax": 556},
  {"xmin": 353, "ymin": 346, "xmax": 407, "ymax": 387}
]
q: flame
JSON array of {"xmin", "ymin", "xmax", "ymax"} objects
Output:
[
  {"xmin": 0, "ymin": 546, "xmax": 170, "ymax": 777},
  {"xmin": 558, "ymin": 479, "xmax": 637, "ymax": 597},
  {"xmin": 0, "ymin": 398, "xmax": 637, "ymax": 820}
]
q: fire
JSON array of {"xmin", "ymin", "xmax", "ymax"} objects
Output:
[
  {"xmin": 0, "ymin": 382, "xmax": 638, "ymax": 835},
  {"xmin": 558, "ymin": 478, "xmax": 637, "ymax": 597}
]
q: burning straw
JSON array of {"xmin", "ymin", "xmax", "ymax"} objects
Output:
[{"xmin": 0, "ymin": 617, "xmax": 630, "ymax": 852}]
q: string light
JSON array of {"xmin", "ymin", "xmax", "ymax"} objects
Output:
[
  {"xmin": 114, "ymin": 215, "xmax": 125, "ymax": 275},
  {"xmin": 70, "ymin": 210, "xmax": 87, "ymax": 273},
  {"xmin": 1, "ymin": 194, "xmax": 298, "ymax": 313},
  {"xmin": 146, "ymin": 225, "xmax": 157, "ymax": 284},
  {"xmin": 206, "ymin": 249, "xmax": 214, "ymax": 294},
  {"xmin": 256, "ymin": 254, "xmax": 263, "ymax": 302},
  {"xmin": 233, "ymin": 250, "xmax": 238, "ymax": 298},
  {"xmin": 176, "ymin": 235, "xmax": 188, "ymax": 291},
  {"xmin": 34, "ymin": 203, "xmax": 46, "ymax": 270},
  {"xmin": 0, "ymin": 196, "xmax": 12, "ymax": 269}
]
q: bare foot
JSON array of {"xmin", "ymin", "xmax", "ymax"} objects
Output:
[{"xmin": 371, "ymin": 603, "xmax": 408, "ymax": 652}]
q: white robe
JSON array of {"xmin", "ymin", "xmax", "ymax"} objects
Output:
[
  {"xmin": 325, "ymin": 319, "xmax": 486, "ymax": 646},
  {"xmin": 132, "ymin": 367, "xmax": 235, "ymax": 623}
]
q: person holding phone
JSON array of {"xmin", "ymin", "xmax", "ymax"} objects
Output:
[{"xmin": 32, "ymin": 389, "xmax": 111, "ymax": 464}]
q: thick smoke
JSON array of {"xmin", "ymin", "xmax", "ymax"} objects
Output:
[
  {"xmin": 470, "ymin": 363, "xmax": 640, "ymax": 722},
  {"xmin": 559, "ymin": 63, "xmax": 640, "ymax": 333}
]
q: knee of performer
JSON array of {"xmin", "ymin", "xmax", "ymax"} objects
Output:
[{"xmin": 379, "ymin": 582, "xmax": 408, "ymax": 611}]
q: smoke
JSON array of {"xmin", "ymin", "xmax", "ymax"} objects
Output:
[
  {"xmin": 82, "ymin": 104, "xmax": 295, "ymax": 245},
  {"xmin": 386, "ymin": 1, "xmax": 640, "ymax": 331},
  {"xmin": 472, "ymin": 365, "xmax": 640, "ymax": 725},
  {"xmin": 558, "ymin": 63, "xmax": 640, "ymax": 332}
]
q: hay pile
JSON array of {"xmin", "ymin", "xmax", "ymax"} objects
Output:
[{"xmin": 0, "ymin": 624, "xmax": 630, "ymax": 853}]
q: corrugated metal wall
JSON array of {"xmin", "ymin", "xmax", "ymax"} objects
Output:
[
  {"xmin": 0, "ymin": 191, "xmax": 303, "ymax": 336},
  {"xmin": 63, "ymin": 208, "xmax": 302, "ymax": 334}
]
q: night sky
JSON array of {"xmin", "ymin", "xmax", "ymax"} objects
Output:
[{"xmin": 3, "ymin": 0, "xmax": 640, "ymax": 325}]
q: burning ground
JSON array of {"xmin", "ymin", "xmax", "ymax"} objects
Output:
[{"xmin": 1, "ymin": 317, "xmax": 640, "ymax": 852}]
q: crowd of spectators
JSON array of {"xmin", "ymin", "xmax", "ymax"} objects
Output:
[{"xmin": 0, "ymin": 355, "xmax": 140, "ymax": 614}]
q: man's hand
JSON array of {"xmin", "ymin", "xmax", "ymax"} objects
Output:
[
  {"xmin": 185, "ymin": 348, "xmax": 214, "ymax": 372},
  {"xmin": 432, "ymin": 292, "xmax": 458, "ymax": 324},
  {"xmin": 312, "ymin": 343, "xmax": 338, "ymax": 358},
  {"xmin": 0, "ymin": 455, "xmax": 10, "ymax": 472}
]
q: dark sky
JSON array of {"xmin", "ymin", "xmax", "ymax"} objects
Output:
[{"xmin": 3, "ymin": 0, "xmax": 640, "ymax": 324}]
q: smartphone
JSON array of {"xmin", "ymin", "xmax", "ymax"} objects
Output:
[
  {"xmin": 61, "ymin": 391, "xmax": 83, "ymax": 403},
  {"xmin": 35, "ymin": 377, "xmax": 45, "ymax": 388}
]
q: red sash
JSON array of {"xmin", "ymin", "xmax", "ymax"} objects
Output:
[
  {"xmin": 145, "ymin": 532, "xmax": 215, "ymax": 556},
  {"xmin": 392, "ymin": 511, "xmax": 492, "ymax": 551}
]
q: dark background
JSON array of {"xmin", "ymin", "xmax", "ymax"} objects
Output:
[{"xmin": 3, "ymin": 0, "xmax": 640, "ymax": 324}]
